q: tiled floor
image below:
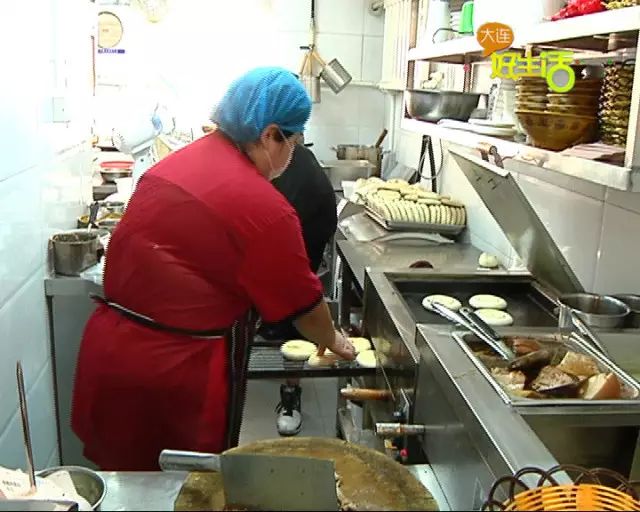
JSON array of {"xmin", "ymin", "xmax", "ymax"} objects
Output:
[{"xmin": 239, "ymin": 378, "xmax": 340, "ymax": 445}]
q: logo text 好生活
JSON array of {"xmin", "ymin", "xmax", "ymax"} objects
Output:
[{"xmin": 476, "ymin": 22, "xmax": 575, "ymax": 93}]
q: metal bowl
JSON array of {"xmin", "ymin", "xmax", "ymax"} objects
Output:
[
  {"xmin": 100, "ymin": 169, "xmax": 132, "ymax": 183},
  {"xmin": 559, "ymin": 293, "xmax": 630, "ymax": 329},
  {"xmin": 613, "ymin": 294, "xmax": 640, "ymax": 328},
  {"xmin": 406, "ymin": 89, "xmax": 481, "ymax": 122},
  {"xmin": 100, "ymin": 201, "xmax": 125, "ymax": 214},
  {"xmin": 38, "ymin": 466, "xmax": 106, "ymax": 510}
]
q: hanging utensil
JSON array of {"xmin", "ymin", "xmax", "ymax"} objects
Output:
[
  {"xmin": 301, "ymin": 0, "xmax": 352, "ymax": 95},
  {"xmin": 86, "ymin": 202, "xmax": 100, "ymax": 232},
  {"xmin": 16, "ymin": 362, "xmax": 36, "ymax": 493},
  {"xmin": 374, "ymin": 129, "xmax": 388, "ymax": 148},
  {"xmin": 299, "ymin": 0, "xmax": 321, "ymax": 103}
]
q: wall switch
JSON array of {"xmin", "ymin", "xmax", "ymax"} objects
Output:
[{"xmin": 52, "ymin": 96, "xmax": 71, "ymax": 123}]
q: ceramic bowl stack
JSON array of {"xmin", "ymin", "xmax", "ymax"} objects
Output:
[
  {"xmin": 515, "ymin": 77, "xmax": 600, "ymax": 151},
  {"xmin": 605, "ymin": 0, "xmax": 640, "ymax": 9},
  {"xmin": 515, "ymin": 77, "xmax": 549, "ymax": 112},
  {"xmin": 599, "ymin": 61, "xmax": 634, "ymax": 147}
]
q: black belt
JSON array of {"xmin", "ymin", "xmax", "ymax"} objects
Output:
[{"xmin": 90, "ymin": 294, "xmax": 228, "ymax": 338}]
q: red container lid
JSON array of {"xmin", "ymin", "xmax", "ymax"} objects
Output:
[{"xmin": 100, "ymin": 161, "xmax": 133, "ymax": 170}]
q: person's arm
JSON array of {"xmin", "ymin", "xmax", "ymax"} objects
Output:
[
  {"xmin": 237, "ymin": 211, "xmax": 354, "ymax": 359},
  {"xmin": 293, "ymin": 302, "xmax": 352, "ymax": 358}
]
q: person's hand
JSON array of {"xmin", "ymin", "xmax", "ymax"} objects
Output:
[{"xmin": 318, "ymin": 330, "xmax": 356, "ymax": 360}]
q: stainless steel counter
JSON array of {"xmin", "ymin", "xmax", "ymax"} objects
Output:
[
  {"xmin": 97, "ymin": 465, "xmax": 449, "ymax": 511},
  {"xmin": 336, "ymin": 239, "xmax": 482, "ymax": 292}
]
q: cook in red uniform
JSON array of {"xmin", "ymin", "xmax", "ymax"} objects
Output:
[{"xmin": 72, "ymin": 67, "xmax": 355, "ymax": 470}]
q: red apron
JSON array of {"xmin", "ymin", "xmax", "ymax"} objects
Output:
[{"xmin": 71, "ymin": 132, "xmax": 322, "ymax": 470}]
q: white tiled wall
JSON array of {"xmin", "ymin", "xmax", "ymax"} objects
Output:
[
  {"xmin": 425, "ymin": 140, "xmax": 640, "ymax": 294},
  {"xmin": 94, "ymin": 0, "xmax": 388, "ymax": 162},
  {"xmin": 0, "ymin": 0, "xmax": 92, "ymax": 470}
]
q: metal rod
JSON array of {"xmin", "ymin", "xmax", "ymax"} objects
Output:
[
  {"xmin": 375, "ymin": 423, "xmax": 425, "ymax": 437},
  {"xmin": 16, "ymin": 362, "xmax": 36, "ymax": 492}
]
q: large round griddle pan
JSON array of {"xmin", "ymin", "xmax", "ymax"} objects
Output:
[{"xmin": 174, "ymin": 437, "xmax": 437, "ymax": 511}]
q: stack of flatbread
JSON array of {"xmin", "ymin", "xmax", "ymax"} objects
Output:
[{"xmin": 352, "ymin": 178, "xmax": 466, "ymax": 226}]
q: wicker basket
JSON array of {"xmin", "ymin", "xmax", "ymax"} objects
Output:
[{"xmin": 483, "ymin": 465, "xmax": 640, "ymax": 511}]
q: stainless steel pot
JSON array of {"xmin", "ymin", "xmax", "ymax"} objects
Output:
[
  {"xmin": 321, "ymin": 160, "xmax": 375, "ymax": 191},
  {"xmin": 51, "ymin": 230, "xmax": 101, "ymax": 276},
  {"xmin": 558, "ymin": 293, "xmax": 630, "ymax": 329},
  {"xmin": 613, "ymin": 294, "xmax": 640, "ymax": 328},
  {"xmin": 332, "ymin": 144, "xmax": 382, "ymax": 168}
]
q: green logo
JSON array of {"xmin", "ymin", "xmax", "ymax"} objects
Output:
[{"xmin": 491, "ymin": 50, "xmax": 576, "ymax": 93}]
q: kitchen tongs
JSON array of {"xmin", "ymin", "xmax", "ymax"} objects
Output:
[{"xmin": 428, "ymin": 302, "xmax": 515, "ymax": 360}]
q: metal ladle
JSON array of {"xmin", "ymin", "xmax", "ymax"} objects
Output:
[{"xmin": 16, "ymin": 362, "xmax": 36, "ymax": 492}]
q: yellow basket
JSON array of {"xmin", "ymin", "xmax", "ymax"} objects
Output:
[{"xmin": 505, "ymin": 484, "xmax": 640, "ymax": 511}]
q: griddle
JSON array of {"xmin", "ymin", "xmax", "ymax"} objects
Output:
[
  {"xmin": 393, "ymin": 277, "xmax": 557, "ymax": 327},
  {"xmin": 174, "ymin": 437, "xmax": 438, "ymax": 511},
  {"xmin": 248, "ymin": 346, "xmax": 376, "ymax": 379}
]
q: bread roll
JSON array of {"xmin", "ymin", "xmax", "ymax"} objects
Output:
[
  {"xmin": 557, "ymin": 352, "xmax": 600, "ymax": 378},
  {"xmin": 280, "ymin": 340, "xmax": 317, "ymax": 361},
  {"xmin": 580, "ymin": 373, "xmax": 622, "ymax": 400},
  {"xmin": 422, "ymin": 294, "xmax": 462, "ymax": 311}
]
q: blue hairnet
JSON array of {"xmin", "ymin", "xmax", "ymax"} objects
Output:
[{"xmin": 212, "ymin": 67, "xmax": 312, "ymax": 143}]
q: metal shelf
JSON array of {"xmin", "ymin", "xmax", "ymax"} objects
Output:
[
  {"xmin": 409, "ymin": 7, "xmax": 640, "ymax": 64},
  {"xmin": 401, "ymin": 118, "xmax": 640, "ymax": 191}
]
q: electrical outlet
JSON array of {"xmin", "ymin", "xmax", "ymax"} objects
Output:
[{"xmin": 52, "ymin": 97, "xmax": 71, "ymax": 123}]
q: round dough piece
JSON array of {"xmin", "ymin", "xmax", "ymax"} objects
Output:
[
  {"xmin": 349, "ymin": 337, "xmax": 371, "ymax": 354},
  {"xmin": 281, "ymin": 340, "xmax": 317, "ymax": 361},
  {"xmin": 356, "ymin": 349, "xmax": 377, "ymax": 368},
  {"xmin": 308, "ymin": 352, "xmax": 341, "ymax": 367},
  {"xmin": 475, "ymin": 308, "xmax": 514, "ymax": 327},
  {"xmin": 422, "ymin": 294, "xmax": 462, "ymax": 311},
  {"xmin": 469, "ymin": 294, "xmax": 508, "ymax": 310},
  {"xmin": 478, "ymin": 252, "xmax": 500, "ymax": 269}
]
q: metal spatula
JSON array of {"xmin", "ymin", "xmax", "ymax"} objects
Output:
[{"xmin": 159, "ymin": 449, "xmax": 339, "ymax": 511}]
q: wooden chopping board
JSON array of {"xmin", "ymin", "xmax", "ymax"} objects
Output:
[{"xmin": 174, "ymin": 437, "xmax": 438, "ymax": 511}]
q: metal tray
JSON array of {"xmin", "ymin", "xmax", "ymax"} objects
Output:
[
  {"xmin": 452, "ymin": 330, "xmax": 640, "ymax": 407},
  {"xmin": 366, "ymin": 208, "xmax": 465, "ymax": 236},
  {"xmin": 248, "ymin": 346, "xmax": 376, "ymax": 379},
  {"xmin": 391, "ymin": 275, "xmax": 558, "ymax": 327}
]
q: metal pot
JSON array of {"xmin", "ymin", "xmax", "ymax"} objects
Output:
[
  {"xmin": 321, "ymin": 160, "xmax": 375, "ymax": 191},
  {"xmin": 51, "ymin": 230, "xmax": 101, "ymax": 276},
  {"xmin": 332, "ymin": 144, "xmax": 382, "ymax": 165},
  {"xmin": 613, "ymin": 294, "xmax": 640, "ymax": 328},
  {"xmin": 558, "ymin": 293, "xmax": 630, "ymax": 330}
]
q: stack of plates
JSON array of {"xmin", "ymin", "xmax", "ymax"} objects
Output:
[
  {"xmin": 492, "ymin": 79, "xmax": 517, "ymax": 124},
  {"xmin": 450, "ymin": 11, "xmax": 461, "ymax": 32},
  {"xmin": 599, "ymin": 61, "xmax": 633, "ymax": 147}
]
